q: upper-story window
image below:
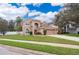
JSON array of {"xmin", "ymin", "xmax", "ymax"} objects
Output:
[
  {"xmin": 26, "ymin": 23, "xmax": 29, "ymax": 25},
  {"xmin": 25, "ymin": 22, "xmax": 30, "ymax": 26},
  {"xmin": 25, "ymin": 23, "xmax": 30, "ymax": 28},
  {"xmin": 69, "ymin": 24, "xmax": 75, "ymax": 28},
  {"xmin": 34, "ymin": 23, "xmax": 39, "ymax": 29}
]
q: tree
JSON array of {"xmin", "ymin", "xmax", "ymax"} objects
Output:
[
  {"xmin": 0, "ymin": 17, "xmax": 8, "ymax": 35},
  {"xmin": 8, "ymin": 20, "xmax": 15, "ymax": 31},
  {"xmin": 14, "ymin": 26, "xmax": 22, "ymax": 31},
  {"xmin": 15, "ymin": 16, "xmax": 22, "ymax": 25},
  {"xmin": 15, "ymin": 16, "xmax": 22, "ymax": 31},
  {"xmin": 55, "ymin": 3, "xmax": 79, "ymax": 33}
]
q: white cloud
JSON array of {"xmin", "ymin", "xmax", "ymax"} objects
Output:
[
  {"xmin": 0, "ymin": 3, "xmax": 59, "ymax": 23},
  {"xmin": 28, "ymin": 10, "xmax": 43, "ymax": 17},
  {"xmin": 51, "ymin": 3, "xmax": 64, "ymax": 7},
  {"xmin": 17, "ymin": 3, "xmax": 42, "ymax": 7},
  {"xmin": 0, "ymin": 3, "xmax": 29, "ymax": 20},
  {"xmin": 32, "ymin": 3, "xmax": 42, "ymax": 7},
  {"xmin": 29, "ymin": 10, "xmax": 58, "ymax": 23},
  {"xmin": 17, "ymin": 3, "xmax": 31, "ymax": 7}
]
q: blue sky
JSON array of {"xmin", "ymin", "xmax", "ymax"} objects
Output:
[
  {"xmin": 10, "ymin": 3, "xmax": 62, "ymax": 13},
  {"xmin": 0, "ymin": 3, "xmax": 63, "ymax": 23}
]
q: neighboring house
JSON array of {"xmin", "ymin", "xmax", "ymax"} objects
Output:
[
  {"xmin": 22, "ymin": 19, "xmax": 58, "ymax": 35},
  {"xmin": 63, "ymin": 21, "xmax": 79, "ymax": 34}
]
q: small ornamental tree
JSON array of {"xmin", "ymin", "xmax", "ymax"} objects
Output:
[{"xmin": 15, "ymin": 16, "xmax": 22, "ymax": 31}]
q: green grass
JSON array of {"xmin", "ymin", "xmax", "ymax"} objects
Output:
[
  {"xmin": 0, "ymin": 40, "xmax": 79, "ymax": 55},
  {"xmin": 65, "ymin": 34, "xmax": 79, "ymax": 37},
  {"xmin": 0, "ymin": 35, "xmax": 79, "ymax": 45}
]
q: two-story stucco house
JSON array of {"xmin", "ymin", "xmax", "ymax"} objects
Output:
[{"xmin": 21, "ymin": 19, "xmax": 58, "ymax": 35}]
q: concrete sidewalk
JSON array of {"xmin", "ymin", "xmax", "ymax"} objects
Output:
[
  {"xmin": 48, "ymin": 35, "xmax": 79, "ymax": 42},
  {"xmin": 0, "ymin": 38, "xmax": 79, "ymax": 49},
  {"xmin": 0, "ymin": 44, "xmax": 51, "ymax": 55},
  {"xmin": 0, "ymin": 45, "xmax": 21, "ymax": 55}
]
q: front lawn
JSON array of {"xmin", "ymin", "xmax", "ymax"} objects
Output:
[
  {"xmin": 0, "ymin": 35, "xmax": 79, "ymax": 45},
  {"xmin": 65, "ymin": 34, "xmax": 79, "ymax": 37},
  {"xmin": 0, "ymin": 40, "xmax": 79, "ymax": 55}
]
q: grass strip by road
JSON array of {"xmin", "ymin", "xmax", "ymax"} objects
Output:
[
  {"xmin": 0, "ymin": 35, "xmax": 79, "ymax": 45},
  {"xmin": 0, "ymin": 40, "xmax": 79, "ymax": 55},
  {"xmin": 64, "ymin": 34, "xmax": 79, "ymax": 37}
]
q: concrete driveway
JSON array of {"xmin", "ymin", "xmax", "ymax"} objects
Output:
[
  {"xmin": 0, "ymin": 45, "xmax": 50, "ymax": 55},
  {"xmin": 48, "ymin": 35, "xmax": 79, "ymax": 42}
]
